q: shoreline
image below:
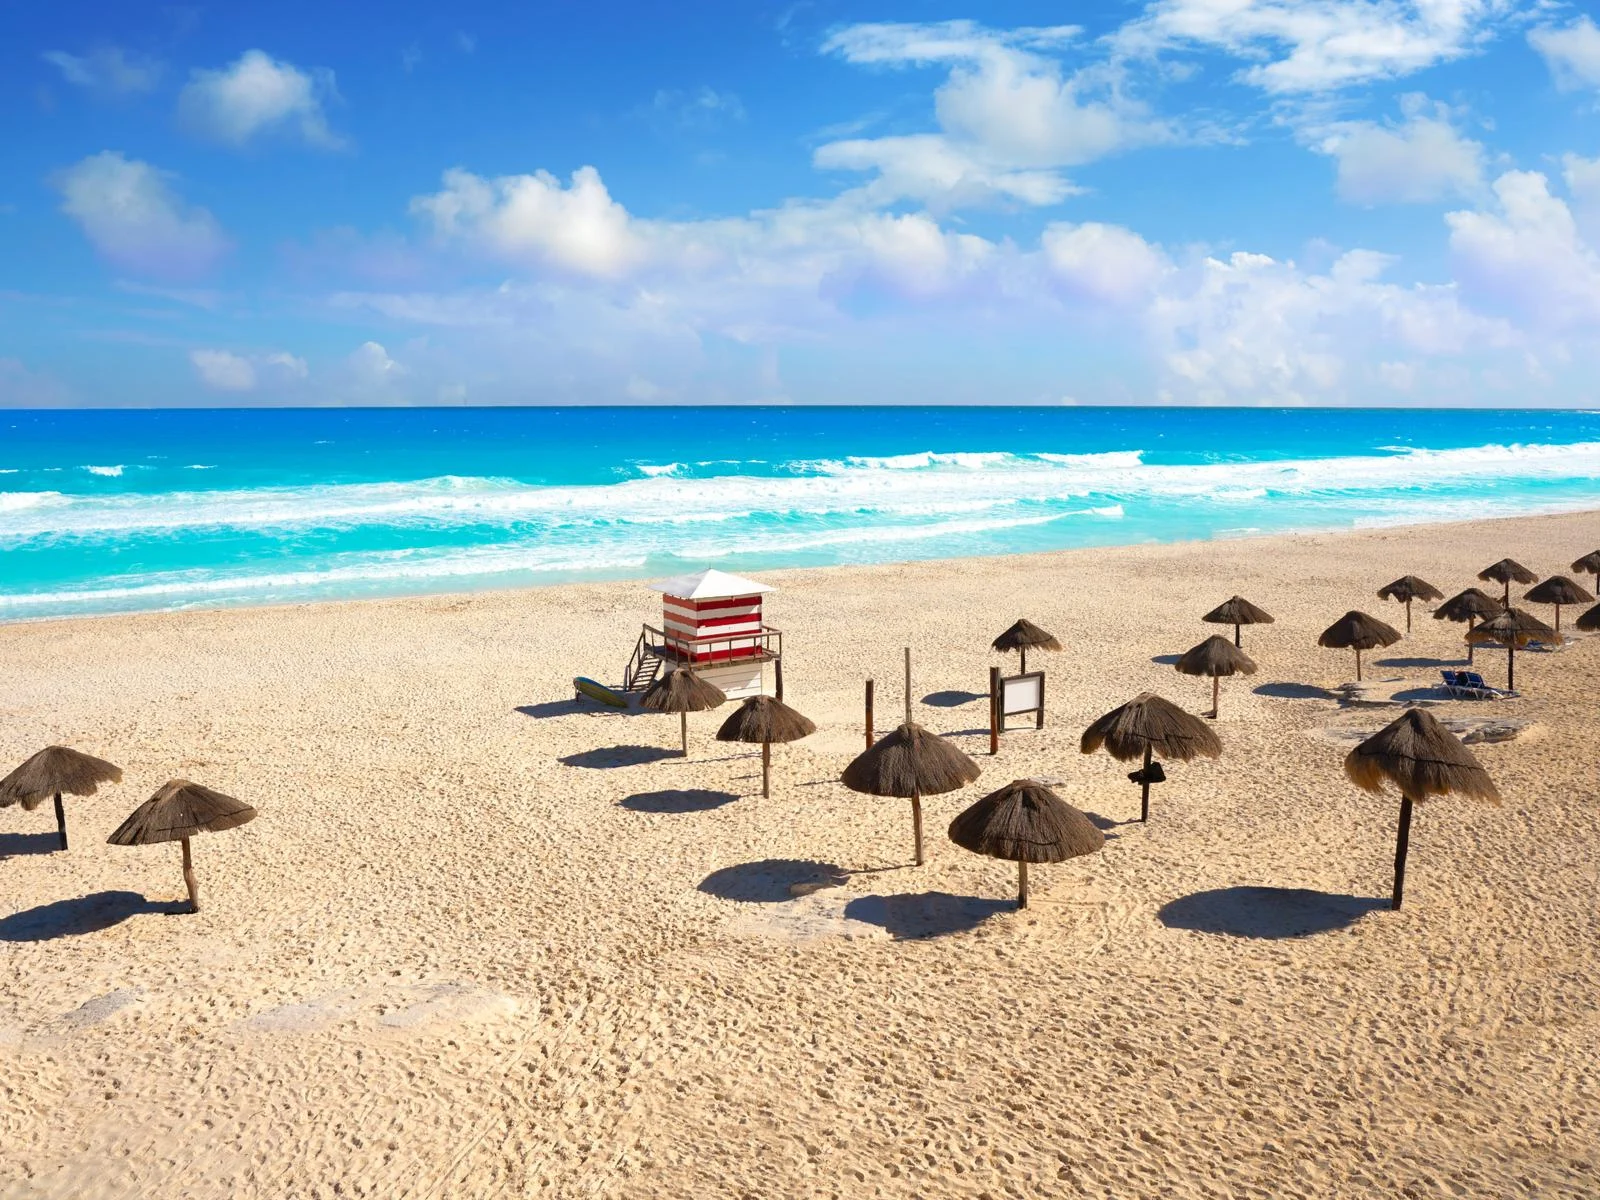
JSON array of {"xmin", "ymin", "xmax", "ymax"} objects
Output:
[{"xmin": 7, "ymin": 502, "xmax": 1599, "ymax": 631}]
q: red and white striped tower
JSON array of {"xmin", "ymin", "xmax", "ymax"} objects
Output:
[{"xmin": 649, "ymin": 569, "xmax": 776, "ymax": 698}]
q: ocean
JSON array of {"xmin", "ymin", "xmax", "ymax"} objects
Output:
[{"xmin": 2, "ymin": 407, "xmax": 1598, "ymax": 622}]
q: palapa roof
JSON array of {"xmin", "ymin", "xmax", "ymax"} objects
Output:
[
  {"xmin": 1477, "ymin": 558, "xmax": 1538, "ymax": 586},
  {"xmin": 1202, "ymin": 596, "xmax": 1274, "ymax": 626},
  {"xmin": 1575, "ymin": 602, "xmax": 1600, "ymax": 632},
  {"xmin": 1317, "ymin": 610, "xmax": 1402, "ymax": 651},
  {"xmin": 107, "ymin": 780, "xmax": 257, "ymax": 846},
  {"xmin": 715, "ymin": 695, "xmax": 816, "ymax": 744},
  {"xmin": 1174, "ymin": 635, "xmax": 1257, "ymax": 679},
  {"xmin": 1466, "ymin": 607, "xmax": 1556, "ymax": 648},
  {"xmin": 1344, "ymin": 708, "xmax": 1501, "ymax": 806},
  {"xmin": 1432, "ymin": 588, "xmax": 1503, "ymax": 624},
  {"xmin": 1523, "ymin": 575, "xmax": 1594, "ymax": 606},
  {"xmin": 991, "ymin": 619, "xmax": 1061, "ymax": 654},
  {"xmin": 841, "ymin": 722, "xmax": 981, "ymax": 798},
  {"xmin": 1080, "ymin": 692, "xmax": 1222, "ymax": 762},
  {"xmin": 0, "ymin": 746, "xmax": 122, "ymax": 812},
  {"xmin": 648, "ymin": 568, "xmax": 773, "ymax": 600},
  {"xmin": 1377, "ymin": 575, "xmax": 1444, "ymax": 603},
  {"xmin": 948, "ymin": 779, "xmax": 1104, "ymax": 864},
  {"xmin": 641, "ymin": 668, "xmax": 727, "ymax": 714},
  {"xmin": 1571, "ymin": 550, "xmax": 1600, "ymax": 576}
]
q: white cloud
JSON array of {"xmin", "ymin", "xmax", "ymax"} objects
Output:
[
  {"xmin": 1116, "ymin": 0, "xmax": 1515, "ymax": 94},
  {"xmin": 1041, "ymin": 221, "xmax": 1168, "ymax": 305},
  {"xmin": 814, "ymin": 134, "xmax": 1077, "ymax": 208},
  {"xmin": 1315, "ymin": 96, "xmax": 1485, "ymax": 204},
  {"xmin": 1564, "ymin": 154, "xmax": 1600, "ymax": 239},
  {"xmin": 1447, "ymin": 170, "xmax": 1600, "ymax": 328},
  {"xmin": 178, "ymin": 50, "xmax": 343, "ymax": 148},
  {"xmin": 1529, "ymin": 16, "xmax": 1600, "ymax": 91},
  {"xmin": 43, "ymin": 46, "xmax": 162, "ymax": 96},
  {"xmin": 350, "ymin": 341, "xmax": 402, "ymax": 381},
  {"xmin": 53, "ymin": 152, "xmax": 229, "ymax": 278},
  {"xmin": 189, "ymin": 348, "xmax": 308, "ymax": 391}
]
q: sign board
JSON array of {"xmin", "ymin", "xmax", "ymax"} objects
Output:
[{"xmin": 989, "ymin": 669, "xmax": 1045, "ymax": 751}]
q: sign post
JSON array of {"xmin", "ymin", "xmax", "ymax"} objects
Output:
[{"xmin": 990, "ymin": 670, "xmax": 1045, "ymax": 749}]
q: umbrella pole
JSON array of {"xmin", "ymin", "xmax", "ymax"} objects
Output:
[
  {"xmin": 911, "ymin": 786, "xmax": 924, "ymax": 866},
  {"xmin": 1355, "ymin": 647, "xmax": 1362, "ymax": 682},
  {"xmin": 1467, "ymin": 618, "xmax": 1475, "ymax": 665},
  {"xmin": 1555, "ymin": 606, "xmax": 1562, "ymax": 635},
  {"xmin": 761, "ymin": 740, "xmax": 771, "ymax": 798},
  {"xmin": 1020, "ymin": 647, "xmax": 1027, "ymax": 674},
  {"xmin": 1392, "ymin": 797, "xmax": 1413, "ymax": 911},
  {"xmin": 680, "ymin": 711, "xmax": 688, "ymax": 758},
  {"xmin": 1017, "ymin": 860, "xmax": 1028, "ymax": 909},
  {"xmin": 1211, "ymin": 675, "xmax": 1220, "ymax": 720},
  {"xmin": 1234, "ymin": 623, "xmax": 1241, "ymax": 648},
  {"xmin": 1140, "ymin": 745, "xmax": 1151, "ymax": 823},
  {"xmin": 1405, "ymin": 600, "xmax": 1412, "ymax": 633},
  {"xmin": 181, "ymin": 836, "xmax": 200, "ymax": 913},
  {"xmin": 1507, "ymin": 644, "xmax": 1516, "ymax": 692},
  {"xmin": 53, "ymin": 791, "xmax": 67, "ymax": 852}
]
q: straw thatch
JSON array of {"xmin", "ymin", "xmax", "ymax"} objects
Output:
[
  {"xmin": 1524, "ymin": 576, "xmax": 1594, "ymax": 606},
  {"xmin": 991, "ymin": 619, "xmax": 1061, "ymax": 674},
  {"xmin": 1466, "ymin": 607, "xmax": 1556, "ymax": 649},
  {"xmin": 842, "ymin": 722, "xmax": 982, "ymax": 797},
  {"xmin": 107, "ymin": 780, "xmax": 257, "ymax": 845},
  {"xmin": 1175, "ymin": 636, "xmax": 1257, "ymax": 679},
  {"xmin": 1318, "ymin": 611, "xmax": 1402, "ymax": 651},
  {"xmin": 1433, "ymin": 588, "xmax": 1503, "ymax": 624},
  {"xmin": 1478, "ymin": 558, "xmax": 1539, "ymax": 586},
  {"xmin": 1377, "ymin": 575, "xmax": 1444, "ymax": 604},
  {"xmin": 0, "ymin": 746, "xmax": 122, "ymax": 812},
  {"xmin": 1080, "ymin": 692, "xmax": 1222, "ymax": 762},
  {"xmin": 641, "ymin": 668, "xmax": 726, "ymax": 714},
  {"xmin": 1576, "ymin": 602, "xmax": 1600, "ymax": 632},
  {"xmin": 1571, "ymin": 550, "xmax": 1600, "ymax": 578},
  {"xmin": 1202, "ymin": 596, "xmax": 1274, "ymax": 627},
  {"xmin": 949, "ymin": 780, "xmax": 1104, "ymax": 863},
  {"xmin": 1344, "ymin": 708, "xmax": 1502, "ymax": 806},
  {"xmin": 715, "ymin": 695, "xmax": 816, "ymax": 745}
]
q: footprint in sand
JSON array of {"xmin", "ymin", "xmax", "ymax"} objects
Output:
[{"xmin": 241, "ymin": 982, "xmax": 523, "ymax": 1035}]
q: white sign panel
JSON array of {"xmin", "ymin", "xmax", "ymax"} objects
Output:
[{"xmin": 1002, "ymin": 674, "xmax": 1043, "ymax": 716}]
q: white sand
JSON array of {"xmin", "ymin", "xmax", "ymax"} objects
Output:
[{"xmin": 2, "ymin": 510, "xmax": 1598, "ymax": 1197}]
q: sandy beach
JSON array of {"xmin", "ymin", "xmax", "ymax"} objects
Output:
[{"xmin": 3, "ymin": 509, "xmax": 1598, "ymax": 1199}]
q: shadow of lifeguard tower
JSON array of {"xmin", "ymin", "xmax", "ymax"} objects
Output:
[{"xmin": 622, "ymin": 569, "xmax": 785, "ymax": 700}]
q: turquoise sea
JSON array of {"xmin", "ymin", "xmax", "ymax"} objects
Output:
[{"xmin": 2, "ymin": 407, "xmax": 1598, "ymax": 621}]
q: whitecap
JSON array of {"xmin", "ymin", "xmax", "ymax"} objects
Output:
[{"xmin": 83, "ymin": 465, "xmax": 124, "ymax": 477}]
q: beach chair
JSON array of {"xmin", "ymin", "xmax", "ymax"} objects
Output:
[
  {"xmin": 1460, "ymin": 671, "xmax": 1515, "ymax": 700},
  {"xmin": 1529, "ymin": 638, "xmax": 1568, "ymax": 653},
  {"xmin": 1439, "ymin": 670, "xmax": 1469, "ymax": 699}
]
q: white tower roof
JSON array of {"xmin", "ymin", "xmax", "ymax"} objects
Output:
[{"xmin": 649, "ymin": 568, "xmax": 775, "ymax": 600}]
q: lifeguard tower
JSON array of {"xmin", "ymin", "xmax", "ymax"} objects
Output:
[{"xmin": 623, "ymin": 569, "xmax": 782, "ymax": 699}]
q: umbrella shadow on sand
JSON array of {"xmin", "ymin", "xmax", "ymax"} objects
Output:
[
  {"xmin": 622, "ymin": 789, "xmax": 739, "ymax": 813},
  {"xmin": 1150, "ymin": 653, "xmax": 1182, "ymax": 665},
  {"xmin": 0, "ymin": 890, "xmax": 178, "ymax": 942},
  {"xmin": 0, "ymin": 831, "xmax": 61, "ymax": 858},
  {"xmin": 1254, "ymin": 682, "xmax": 1339, "ymax": 700},
  {"xmin": 699, "ymin": 859, "xmax": 849, "ymax": 903},
  {"xmin": 1158, "ymin": 887, "xmax": 1387, "ymax": 939},
  {"xmin": 518, "ymin": 699, "xmax": 640, "ymax": 719},
  {"xmin": 843, "ymin": 892, "xmax": 1011, "ymax": 939},
  {"xmin": 1376, "ymin": 656, "xmax": 1457, "ymax": 669},
  {"xmin": 559, "ymin": 745, "xmax": 681, "ymax": 769},
  {"xmin": 922, "ymin": 690, "xmax": 986, "ymax": 708}
]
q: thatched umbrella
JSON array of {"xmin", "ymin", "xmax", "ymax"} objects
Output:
[
  {"xmin": 641, "ymin": 668, "xmax": 726, "ymax": 757},
  {"xmin": 1317, "ymin": 611, "xmax": 1401, "ymax": 682},
  {"xmin": 842, "ymin": 721, "xmax": 981, "ymax": 866},
  {"xmin": 1376, "ymin": 575, "xmax": 1444, "ymax": 633},
  {"xmin": 1466, "ymin": 607, "xmax": 1555, "ymax": 691},
  {"xmin": 1576, "ymin": 601, "xmax": 1600, "ymax": 633},
  {"xmin": 1572, "ymin": 550, "xmax": 1600, "ymax": 594},
  {"xmin": 107, "ymin": 780, "xmax": 256, "ymax": 913},
  {"xmin": 1477, "ymin": 558, "xmax": 1538, "ymax": 604},
  {"xmin": 1080, "ymin": 692, "xmax": 1221, "ymax": 823},
  {"xmin": 1344, "ymin": 708, "xmax": 1500, "ymax": 910},
  {"xmin": 1174, "ymin": 635, "xmax": 1257, "ymax": 719},
  {"xmin": 1522, "ymin": 575, "xmax": 1594, "ymax": 634},
  {"xmin": 991, "ymin": 619, "xmax": 1061, "ymax": 674},
  {"xmin": 1202, "ymin": 596, "xmax": 1274, "ymax": 648},
  {"xmin": 715, "ymin": 695, "xmax": 816, "ymax": 797},
  {"xmin": 0, "ymin": 746, "xmax": 122, "ymax": 852},
  {"xmin": 1432, "ymin": 588, "xmax": 1502, "ymax": 664},
  {"xmin": 948, "ymin": 779, "xmax": 1104, "ymax": 908}
]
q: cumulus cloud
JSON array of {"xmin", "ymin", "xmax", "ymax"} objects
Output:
[
  {"xmin": 1116, "ymin": 0, "xmax": 1515, "ymax": 94},
  {"xmin": 349, "ymin": 341, "xmax": 402, "ymax": 382},
  {"xmin": 189, "ymin": 348, "xmax": 307, "ymax": 391},
  {"xmin": 43, "ymin": 46, "xmax": 162, "ymax": 96},
  {"xmin": 1529, "ymin": 16, "xmax": 1600, "ymax": 91},
  {"xmin": 52, "ymin": 152, "xmax": 229, "ymax": 278},
  {"xmin": 178, "ymin": 50, "xmax": 343, "ymax": 148},
  {"xmin": 1041, "ymin": 221, "xmax": 1168, "ymax": 306},
  {"xmin": 1315, "ymin": 96, "xmax": 1485, "ymax": 204}
]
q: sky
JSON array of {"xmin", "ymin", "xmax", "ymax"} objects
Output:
[{"xmin": 3, "ymin": 1, "xmax": 1600, "ymax": 408}]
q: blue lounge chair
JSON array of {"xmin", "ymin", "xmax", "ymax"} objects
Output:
[{"xmin": 1460, "ymin": 670, "xmax": 1515, "ymax": 699}]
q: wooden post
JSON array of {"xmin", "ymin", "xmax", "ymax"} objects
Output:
[
  {"xmin": 1017, "ymin": 860, "xmax": 1029, "ymax": 909},
  {"xmin": 864, "ymin": 679, "xmax": 875, "ymax": 749},
  {"xmin": 1355, "ymin": 647, "xmax": 1363, "ymax": 682},
  {"xmin": 1234, "ymin": 623, "xmax": 1241, "ymax": 648},
  {"xmin": 774, "ymin": 656, "xmax": 785, "ymax": 702},
  {"xmin": 680, "ymin": 711, "xmax": 688, "ymax": 757},
  {"xmin": 181, "ymin": 836, "xmax": 199, "ymax": 913},
  {"xmin": 989, "ymin": 666, "xmax": 1000, "ymax": 755},
  {"xmin": 1139, "ymin": 745, "xmax": 1152, "ymax": 823},
  {"xmin": 903, "ymin": 647, "xmax": 912, "ymax": 726},
  {"xmin": 911, "ymin": 788, "xmax": 924, "ymax": 866},
  {"xmin": 1391, "ymin": 796, "xmax": 1414, "ymax": 910},
  {"xmin": 1507, "ymin": 643, "xmax": 1516, "ymax": 692},
  {"xmin": 53, "ymin": 791, "xmax": 67, "ymax": 852},
  {"xmin": 1467, "ymin": 618, "xmax": 1475, "ymax": 665},
  {"xmin": 1211, "ymin": 674, "xmax": 1220, "ymax": 720},
  {"xmin": 761, "ymin": 740, "xmax": 771, "ymax": 798},
  {"xmin": 1555, "ymin": 606, "xmax": 1562, "ymax": 635},
  {"xmin": 1405, "ymin": 599, "xmax": 1413, "ymax": 633},
  {"xmin": 1020, "ymin": 646, "xmax": 1027, "ymax": 674}
]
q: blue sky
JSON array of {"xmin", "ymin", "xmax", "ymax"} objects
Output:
[{"xmin": 3, "ymin": 1, "xmax": 1600, "ymax": 407}]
